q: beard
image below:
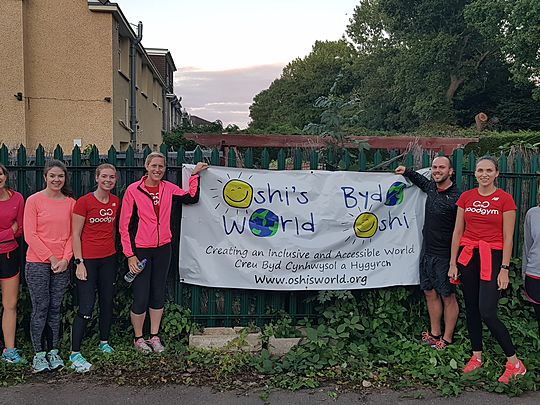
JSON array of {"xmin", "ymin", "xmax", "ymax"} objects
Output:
[{"xmin": 433, "ymin": 173, "xmax": 450, "ymax": 184}]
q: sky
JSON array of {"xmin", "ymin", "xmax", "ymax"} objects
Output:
[{"xmin": 119, "ymin": 0, "xmax": 359, "ymax": 128}]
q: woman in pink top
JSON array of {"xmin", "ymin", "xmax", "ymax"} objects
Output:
[
  {"xmin": 24, "ymin": 160, "xmax": 76, "ymax": 373},
  {"xmin": 0, "ymin": 164, "xmax": 24, "ymax": 364}
]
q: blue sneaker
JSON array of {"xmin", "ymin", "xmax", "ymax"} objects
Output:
[
  {"xmin": 98, "ymin": 342, "xmax": 114, "ymax": 354},
  {"xmin": 2, "ymin": 348, "xmax": 25, "ymax": 364},
  {"xmin": 69, "ymin": 352, "xmax": 92, "ymax": 373},
  {"xmin": 32, "ymin": 352, "xmax": 50, "ymax": 373},
  {"xmin": 46, "ymin": 349, "xmax": 64, "ymax": 370}
]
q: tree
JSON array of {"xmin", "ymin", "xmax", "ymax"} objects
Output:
[
  {"xmin": 248, "ymin": 40, "xmax": 354, "ymax": 131},
  {"xmin": 346, "ymin": 0, "xmax": 499, "ymax": 126},
  {"xmin": 249, "ymin": 1, "xmax": 540, "ymax": 133},
  {"xmin": 464, "ymin": 0, "xmax": 540, "ymax": 99},
  {"xmin": 342, "ymin": 0, "xmax": 540, "ymax": 130},
  {"xmin": 162, "ymin": 120, "xmax": 224, "ymax": 150}
]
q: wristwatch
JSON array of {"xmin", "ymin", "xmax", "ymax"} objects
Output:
[
  {"xmin": 500, "ymin": 264, "xmax": 510, "ymax": 270},
  {"xmin": 74, "ymin": 258, "xmax": 84, "ymax": 265}
]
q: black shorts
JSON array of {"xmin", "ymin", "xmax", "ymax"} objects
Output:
[
  {"xmin": 0, "ymin": 250, "xmax": 20, "ymax": 280},
  {"xmin": 419, "ymin": 254, "xmax": 455, "ymax": 297},
  {"xmin": 525, "ymin": 275, "xmax": 540, "ymax": 303}
]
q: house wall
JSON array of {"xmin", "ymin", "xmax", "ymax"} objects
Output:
[
  {"xmin": 0, "ymin": 1, "xmax": 28, "ymax": 147},
  {"xmin": 136, "ymin": 71, "xmax": 164, "ymax": 150},
  {"xmin": 1, "ymin": 1, "xmax": 165, "ymax": 153},
  {"xmin": 112, "ymin": 23, "xmax": 132, "ymax": 152},
  {"xmin": 22, "ymin": 0, "xmax": 114, "ymax": 152}
]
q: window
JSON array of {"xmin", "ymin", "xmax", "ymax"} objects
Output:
[
  {"xmin": 136, "ymin": 54, "xmax": 142, "ymax": 89},
  {"xmin": 124, "ymin": 98, "xmax": 129, "ymax": 124},
  {"xmin": 148, "ymin": 70, "xmax": 154, "ymax": 101},
  {"xmin": 141, "ymin": 63, "xmax": 147, "ymax": 96},
  {"xmin": 119, "ymin": 98, "xmax": 130, "ymax": 131},
  {"xmin": 118, "ymin": 35, "xmax": 129, "ymax": 75}
]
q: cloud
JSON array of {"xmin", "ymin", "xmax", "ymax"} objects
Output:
[{"xmin": 174, "ymin": 64, "xmax": 284, "ymax": 128}]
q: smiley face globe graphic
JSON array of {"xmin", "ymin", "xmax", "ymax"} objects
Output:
[
  {"xmin": 353, "ymin": 212, "xmax": 378, "ymax": 238},
  {"xmin": 222, "ymin": 179, "xmax": 253, "ymax": 208}
]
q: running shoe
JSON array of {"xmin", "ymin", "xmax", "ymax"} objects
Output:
[
  {"xmin": 498, "ymin": 360, "xmax": 526, "ymax": 384},
  {"xmin": 147, "ymin": 336, "xmax": 165, "ymax": 353},
  {"xmin": 134, "ymin": 338, "xmax": 152, "ymax": 353},
  {"xmin": 98, "ymin": 342, "xmax": 114, "ymax": 354},
  {"xmin": 47, "ymin": 349, "xmax": 65, "ymax": 370},
  {"xmin": 70, "ymin": 352, "xmax": 93, "ymax": 373},
  {"xmin": 2, "ymin": 348, "xmax": 25, "ymax": 364},
  {"xmin": 32, "ymin": 352, "xmax": 50, "ymax": 373},
  {"xmin": 431, "ymin": 338, "xmax": 452, "ymax": 350},
  {"xmin": 463, "ymin": 355, "xmax": 482, "ymax": 373},
  {"xmin": 421, "ymin": 331, "xmax": 440, "ymax": 346}
]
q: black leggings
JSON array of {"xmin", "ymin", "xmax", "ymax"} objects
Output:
[
  {"xmin": 524, "ymin": 275, "xmax": 540, "ymax": 336},
  {"xmin": 72, "ymin": 255, "xmax": 116, "ymax": 352},
  {"xmin": 459, "ymin": 248, "xmax": 516, "ymax": 357},
  {"xmin": 534, "ymin": 304, "xmax": 540, "ymax": 336},
  {"xmin": 131, "ymin": 243, "xmax": 172, "ymax": 315}
]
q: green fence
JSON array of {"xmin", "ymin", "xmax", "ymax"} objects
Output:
[{"xmin": 1, "ymin": 143, "xmax": 539, "ymax": 327}]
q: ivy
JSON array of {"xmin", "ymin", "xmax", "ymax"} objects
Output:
[{"xmin": 1, "ymin": 261, "xmax": 539, "ymax": 398}]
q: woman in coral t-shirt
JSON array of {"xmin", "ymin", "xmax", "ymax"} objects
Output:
[
  {"xmin": 70, "ymin": 164, "xmax": 119, "ymax": 373},
  {"xmin": 24, "ymin": 160, "xmax": 76, "ymax": 373},
  {"xmin": 449, "ymin": 156, "xmax": 525, "ymax": 384}
]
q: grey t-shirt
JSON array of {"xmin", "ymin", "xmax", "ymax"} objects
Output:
[{"xmin": 523, "ymin": 206, "xmax": 540, "ymax": 278}]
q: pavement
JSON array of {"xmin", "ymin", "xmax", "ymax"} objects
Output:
[{"xmin": 2, "ymin": 382, "xmax": 540, "ymax": 405}]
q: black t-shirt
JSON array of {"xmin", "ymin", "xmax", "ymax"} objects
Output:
[{"xmin": 404, "ymin": 168, "xmax": 461, "ymax": 257}]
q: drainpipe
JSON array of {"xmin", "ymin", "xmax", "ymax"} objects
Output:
[{"xmin": 129, "ymin": 21, "xmax": 143, "ymax": 147}]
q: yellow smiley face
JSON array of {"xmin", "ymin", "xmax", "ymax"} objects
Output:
[
  {"xmin": 223, "ymin": 180, "xmax": 253, "ymax": 208},
  {"xmin": 354, "ymin": 212, "xmax": 378, "ymax": 238}
]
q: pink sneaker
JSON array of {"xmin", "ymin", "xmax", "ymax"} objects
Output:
[
  {"xmin": 147, "ymin": 336, "xmax": 165, "ymax": 353},
  {"xmin": 463, "ymin": 355, "xmax": 482, "ymax": 373},
  {"xmin": 134, "ymin": 338, "xmax": 152, "ymax": 353},
  {"xmin": 498, "ymin": 360, "xmax": 526, "ymax": 384}
]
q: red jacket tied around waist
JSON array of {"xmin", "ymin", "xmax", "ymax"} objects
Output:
[{"xmin": 458, "ymin": 237, "xmax": 503, "ymax": 281}]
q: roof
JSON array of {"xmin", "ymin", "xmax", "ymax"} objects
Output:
[
  {"xmin": 190, "ymin": 116, "xmax": 215, "ymax": 126},
  {"xmin": 183, "ymin": 134, "xmax": 479, "ymax": 154},
  {"xmin": 146, "ymin": 48, "xmax": 177, "ymax": 72}
]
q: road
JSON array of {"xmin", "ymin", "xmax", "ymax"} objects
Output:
[{"xmin": 3, "ymin": 382, "xmax": 539, "ymax": 404}]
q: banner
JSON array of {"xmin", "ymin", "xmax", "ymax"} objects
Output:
[{"xmin": 179, "ymin": 166, "xmax": 426, "ymax": 290}]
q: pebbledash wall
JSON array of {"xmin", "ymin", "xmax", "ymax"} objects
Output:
[
  {"xmin": 1, "ymin": 143, "xmax": 539, "ymax": 325},
  {"xmin": 0, "ymin": 1, "xmax": 166, "ymax": 153}
]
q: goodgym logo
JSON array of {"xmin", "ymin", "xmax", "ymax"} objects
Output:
[
  {"xmin": 466, "ymin": 200, "xmax": 499, "ymax": 215},
  {"xmin": 90, "ymin": 208, "xmax": 115, "ymax": 223}
]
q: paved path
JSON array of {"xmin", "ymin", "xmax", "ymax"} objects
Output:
[{"xmin": 2, "ymin": 382, "xmax": 540, "ymax": 404}]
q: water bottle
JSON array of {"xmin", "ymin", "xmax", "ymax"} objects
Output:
[{"xmin": 124, "ymin": 259, "xmax": 147, "ymax": 283}]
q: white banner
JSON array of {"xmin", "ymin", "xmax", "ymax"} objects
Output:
[{"xmin": 179, "ymin": 166, "xmax": 426, "ymax": 290}]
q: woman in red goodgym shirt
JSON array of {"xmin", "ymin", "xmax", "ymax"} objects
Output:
[
  {"xmin": 70, "ymin": 164, "xmax": 119, "ymax": 373},
  {"xmin": 449, "ymin": 156, "xmax": 525, "ymax": 384}
]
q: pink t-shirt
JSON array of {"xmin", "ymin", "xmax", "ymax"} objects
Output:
[
  {"xmin": 24, "ymin": 192, "xmax": 76, "ymax": 263},
  {"xmin": 0, "ymin": 190, "xmax": 24, "ymax": 255}
]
